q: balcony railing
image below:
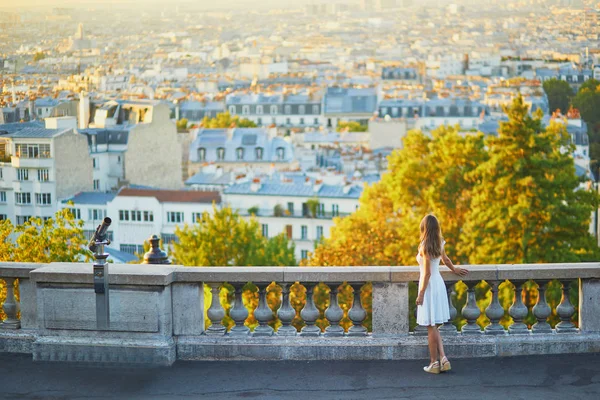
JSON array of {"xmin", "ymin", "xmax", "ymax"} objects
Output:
[
  {"xmin": 240, "ymin": 208, "xmax": 351, "ymax": 219},
  {"xmin": 1, "ymin": 262, "xmax": 600, "ymax": 365}
]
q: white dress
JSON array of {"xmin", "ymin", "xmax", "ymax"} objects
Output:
[{"xmin": 416, "ymin": 241, "xmax": 450, "ymax": 326}]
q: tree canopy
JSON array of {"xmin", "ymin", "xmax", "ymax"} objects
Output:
[
  {"xmin": 542, "ymin": 78, "xmax": 573, "ymax": 115},
  {"xmin": 201, "ymin": 112, "xmax": 257, "ymax": 129},
  {"xmin": 336, "ymin": 121, "xmax": 368, "ymax": 132}
]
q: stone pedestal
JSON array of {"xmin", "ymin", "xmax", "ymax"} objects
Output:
[
  {"xmin": 372, "ymin": 282, "xmax": 409, "ymax": 336},
  {"xmin": 579, "ymin": 278, "xmax": 600, "ymax": 332}
]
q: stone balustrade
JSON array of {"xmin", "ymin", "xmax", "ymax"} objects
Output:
[{"xmin": 1, "ymin": 262, "xmax": 600, "ymax": 365}]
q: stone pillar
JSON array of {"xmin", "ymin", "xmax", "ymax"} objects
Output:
[
  {"xmin": 172, "ymin": 282, "xmax": 205, "ymax": 335},
  {"xmin": 206, "ymin": 282, "xmax": 226, "ymax": 336},
  {"xmin": 508, "ymin": 280, "xmax": 529, "ymax": 334},
  {"xmin": 252, "ymin": 283, "xmax": 274, "ymax": 337},
  {"xmin": 324, "ymin": 282, "xmax": 344, "ymax": 337},
  {"xmin": 0, "ymin": 278, "xmax": 20, "ymax": 329},
  {"xmin": 579, "ymin": 278, "xmax": 600, "ymax": 332},
  {"xmin": 461, "ymin": 281, "xmax": 482, "ymax": 334},
  {"xmin": 372, "ymin": 282, "xmax": 409, "ymax": 336},
  {"xmin": 229, "ymin": 283, "xmax": 250, "ymax": 337},
  {"xmin": 439, "ymin": 282, "xmax": 458, "ymax": 335},
  {"xmin": 17, "ymin": 278, "xmax": 36, "ymax": 330},
  {"xmin": 276, "ymin": 283, "xmax": 297, "ymax": 336},
  {"xmin": 532, "ymin": 280, "xmax": 552, "ymax": 334},
  {"xmin": 484, "ymin": 281, "xmax": 506, "ymax": 335},
  {"xmin": 347, "ymin": 283, "xmax": 367, "ymax": 337},
  {"xmin": 556, "ymin": 280, "xmax": 577, "ymax": 333},
  {"xmin": 300, "ymin": 283, "xmax": 321, "ymax": 337}
]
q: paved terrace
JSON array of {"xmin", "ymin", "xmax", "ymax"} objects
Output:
[{"xmin": 1, "ymin": 353, "xmax": 598, "ymax": 400}]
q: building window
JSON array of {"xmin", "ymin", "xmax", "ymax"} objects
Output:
[
  {"xmin": 35, "ymin": 193, "xmax": 52, "ymax": 205},
  {"xmin": 301, "ymin": 225, "xmax": 308, "ymax": 240},
  {"xmin": 143, "ymin": 211, "xmax": 154, "ymax": 222},
  {"xmin": 37, "ymin": 169, "xmax": 49, "ymax": 182},
  {"xmin": 256, "ymin": 105, "xmax": 264, "ymax": 115},
  {"xmin": 300, "ymin": 117, "xmax": 305, "ymax": 125},
  {"xmin": 332, "ymin": 204, "xmax": 339, "ymax": 217},
  {"xmin": 285, "ymin": 224, "xmax": 293, "ymax": 239},
  {"xmin": 261, "ymin": 223, "xmax": 268, "ymax": 238},
  {"xmin": 318, "ymin": 203, "xmax": 325, "ymax": 217},
  {"xmin": 236, "ymin": 147, "xmax": 244, "ymax": 160},
  {"xmin": 16, "ymin": 215, "xmax": 32, "ymax": 225},
  {"xmin": 120, "ymin": 244, "xmax": 144, "ymax": 255},
  {"xmin": 131, "ymin": 210, "xmax": 142, "ymax": 221},
  {"xmin": 276, "ymin": 147, "xmax": 285, "ymax": 161},
  {"xmin": 312, "ymin": 105, "xmax": 319, "ymax": 114},
  {"xmin": 93, "ymin": 158, "xmax": 98, "ymax": 169},
  {"xmin": 286, "ymin": 117, "xmax": 291, "ymax": 125},
  {"xmin": 192, "ymin": 212, "xmax": 203, "ymax": 222},
  {"xmin": 66, "ymin": 208, "xmax": 81, "ymax": 220},
  {"xmin": 284, "ymin": 105, "xmax": 291, "ymax": 115},
  {"xmin": 167, "ymin": 211, "xmax": 184, "ymax": 223},
  {"xmin": 15, "ymin": 192, "xmax": 31, "ymax": 205},
  {"xmin": 93, "ymin": 179, "xmax": 100, "ymax": 190},
  {"xmin": 0, "ymin": 168, "xmax": 3, "ymax": 179},
  {"xmin": 270, "ymin": 105, "xmax": 277, "ymax": 115},
  {"xmin": 88, "ymin": 208, "xmax": 104, "ymax": 221},
  {"xmin": 15, "ymin": 143, "xmax": 51, "ymax": 158},
  {"xmin": 118, "ymin": 156, "xmax": 121, "ymax": 164},
  {"xmin": 287, "ymin": 202, "xmax": 294, "ymax": 215},
  {"xmin": 255, "ymin": 147, "xmax": 263, "ymax": 160},
  {"xmin": 299, "ymin": 105, "xmax": 306, "ymax": 114},
  {"xmin": 229, "ymin": 105, "xmax": 236, "ymax": 115},
  {"xmin": 198, "ymin": 148, "xmax": 206, "ymax": 161},
  {"xmin": 314, "ymin": 117, "xmax": 319, "ymax": 125},
  {"xmin": 16, "ymin": 169, "xmax": 28, "ymax": 181},
  {"xmin": 0, "ymin": 214, "xmax": 6, "ymax": 221},
  {"xmin": 301, "ymin": 250, "xmax": 308, "ymax": 259},
  {"xmin": 242, "ymin": 105, "xmax": 250, "ymax": 115},
  {"xmin": 161, "ymin": 233, "xmax": 178, "ymax": 245},
  {"xmin": 217, "ymin": 147, "xmax": 225, "ymax": 161},
  {"xmin": 119, "ymin": 210, "xmax": 130, "ymax": 221},
  {"xmin": 316, "ymin": 226, "xmax": 323, "ymax": 240}
]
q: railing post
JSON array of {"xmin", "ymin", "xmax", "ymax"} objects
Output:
[
  {"xmin": 276, "ymin": 283, "xmax": 297, "ymax": 336},
  {"xmin": 439, "ymin": 282, "xmax": 458, "ymax": 335},
  {"xmin": 532, "ymin": 280, "xmax": 552, "ymax": 334},
  {"xmin": 252, "ymin": 283, "xmax": 274, "ymax": 337},
  {"xmin": 484, "ymin": 280, "xmax": 506, "ymax": 335},
  {"xmin": 556, "ymin": 280, "xmax": 577, "ymax": 333},
  {"xmin": 229, "ymin": 283, "xmax": 250, "ymax": 337},
  {"xmin": 205, "ymin": 282, "xmax": 226, "ymax": 336},
  {"xmin": 372, "ymin": 282, "xmax": 408, "ymax": 336},
  {"xmin": 1, "ymin": 278, "xmax": 20, "ymax": 329},
  {"xmin": 461, "ymin": 281, "xmax": 481, "ymax": 334},
  {"xmin": 347, "ymin": 283, "xmax": 367, "ymax": 337},
  {"xmin": 579, "ymin": 278, "xmax": 600, "ymax": 332},
  {"xmin": 324, "ymin": 282, "xmax": 344, "ymax": 337},
  {"xmin": 508, "ymin": 280, "xmax": 529, "ymax": 334},
  {"xmin": 300, "ymin": 282, "xmax": 321, "ymax": 337}
]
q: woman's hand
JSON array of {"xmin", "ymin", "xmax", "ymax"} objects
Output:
[
  {"xmin": 454, "ymin": 267, "xmax": 469, "ymax": 276},
  {"xmin": 416, "ymin": 292, "xmax": 424, "ymax": 306}
]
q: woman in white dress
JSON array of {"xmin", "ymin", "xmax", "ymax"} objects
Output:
[{"xmin": 416, "ymin": 214, "xmax": 468, "ymax": 374}]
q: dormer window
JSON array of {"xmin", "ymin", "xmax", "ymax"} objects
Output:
[
  {"xmin": 236, "ymin": 147, "xmax": 244, "ymax": 160},
  {"xmin": 217, "ymin": 147, "xmax": 225, "ymax": 161},
  {"xmin": 270, "ymin": 105, "xmax": 278, "ymax": 115},
  {"xmin": 299, "ymin": 105, "xmax": 306, "ymax": 115},
  {"xmin": 284, "ymin": 105, "xmax": 291, "ymax": 115},
  {"xmin": 198, "ymin": 147, "xmax": 206, "ymax": 162},
  {"xmin": 242, "ymin": 105, "xmax": 250, "ymax": 115},
  {"xmin": 312, "ymin": 105, "xmax": 319, "ymax": 114},
  {"xmin": 256, "ymin": 105, "xmax": 264, "ymax": 115},
  {"xmin": 276, "ymin": 147, "xmax": 285, "ymax": 161},
  {"xmin": 229, "ymin": 105, "xmax": 236, "ymax": 115},
  {"xmin": 255, "ymin": 147, "xmax": 264, "ymax": 160}
]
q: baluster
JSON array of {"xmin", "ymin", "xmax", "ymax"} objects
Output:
[
  {"xmin": 461, "ymin": 281, "xmax": 482, "ymax": 334},
  {"xmin": 532, "ymin": 280, "xmax": 552, "ymax": 334},
  {"xmin": 347, "ymin": 283, "xmax": 367, "ymax": 337},
  {"xmin": 229, "ymin": 283, "xmax": 249, "ymax": 337},
  {"xmin": 300, "ymin": 282, "xmax": 321, "ymax": 336},
  {"xmin": 252, "ymin": 283, "xmax": 274, "ymax": 337},
  {"xmin": 276, "ymin": 283, "xmax": 297, "ymax": 336},
  {"xmin": 439, "ymin": 282, "xmax": 458, "ymax": 335},
  {"xmin": 508, "ymin": 280, "xmax": 529, "ymax": 334},
  {"xmin": 1, "ymin": 278, "xmax": 20, "ymax": 329},
  {"xmin": 205, "ymin": 283, "xmax": 226, "ymax": 335},
  {"xmin": 556, "ymin": 280, "xmax": 577, "ymax": 333},
  {"xmin": 485, "ymin": 280, "xmax": 506, "ymax": 335},
  {"xmin": 324, "ymin": 282, "xmax": 344, "ymax": 337}
]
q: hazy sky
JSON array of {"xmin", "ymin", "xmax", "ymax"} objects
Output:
[{"xmin": 0, "ymin": 0, "xmax": 321, "ymax": 9}]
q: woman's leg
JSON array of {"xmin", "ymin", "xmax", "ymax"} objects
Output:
[
  {"xmin": 435, "ymin": 325, "xmax": 446, "ymax": 360},
  {"xmin": 427, "ymin": 326, "xmax": 439, "ymax": 364}
]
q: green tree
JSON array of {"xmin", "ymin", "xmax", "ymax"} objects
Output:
[
  {"xmin": 33, "ymin": 52, "xmax": 46, "ymax": 62},
  {"xmin": 572, "ymin": 80, "xmax": 600, "ymax": 129},
  {"xmin": 460, "ymin": 96, "xmax": 599, "ymax": 264},
  {"xmin": 201, "ymin": 112, "xmax": 257, "ymax": 129},
  {"xmin": 542, "ymin": 78, "xmax": 573, "ymax": 114},
  {"xmin": 337, "ymin": 121, "xmax": 368, "ymax": 132},
  {"xmin": 171, "ymin": 205, "xmax": 295, "ymax": 266},
  {"xmin": 176, "ymin": 118, "xmax": 188, "ymax": 132}
]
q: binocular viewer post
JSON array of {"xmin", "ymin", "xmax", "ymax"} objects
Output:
[{"xmin": 89, "ymin": 217, "xmax": 112, "ymax": 330}]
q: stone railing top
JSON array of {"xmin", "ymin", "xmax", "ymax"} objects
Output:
[
  {"xmin": 2, "ymin": 262, "xmax": 599, "ymax": 284},
  {"xmin": 0, "ymin": 262, "xmax": 40, "ymax": 278}
]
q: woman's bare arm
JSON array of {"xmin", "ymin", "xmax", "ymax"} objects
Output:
[{"xmin": 442, "ymin": 248, "xmax": 468, "ymax": 276}]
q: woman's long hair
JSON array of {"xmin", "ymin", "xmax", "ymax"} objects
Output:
[{"xmin": 420, "ymin": 214, "xmax": 443, "ymax": 259}]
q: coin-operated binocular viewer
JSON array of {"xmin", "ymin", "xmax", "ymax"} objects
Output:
[{"xmin": 88, "ymin": 217, "xmax": 112, "ymax": 329}]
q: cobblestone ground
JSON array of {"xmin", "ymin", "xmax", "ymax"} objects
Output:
[{"xmin": 0, "ymin": 353, "xmax": 599, "ymax": 399}]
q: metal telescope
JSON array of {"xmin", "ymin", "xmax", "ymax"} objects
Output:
[{"xmin": 89, "ymin": 217, "xmax": 112, "ymax": 329}]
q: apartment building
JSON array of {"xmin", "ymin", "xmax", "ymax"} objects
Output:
[{"xmin": 0, "ymin": 117, "xmax": 93, "ymax": 223}]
